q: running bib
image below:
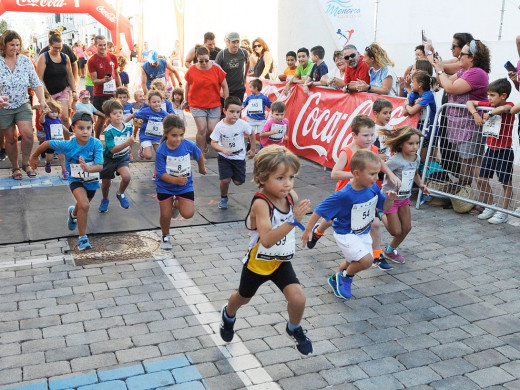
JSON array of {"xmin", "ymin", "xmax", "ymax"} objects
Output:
[
  {"xmin": 173, "ymin": 109, "xmax": 184, "ymax": 120},
  {"xmin": 269, "ymin": 124, "xmax": 287, "ymax": 141},
  {"xmin": 399, "ymin": 169, "xmax": 415, "ymax": 195},
  {"xmin": 112, "ymin": 135, "xmax": 129, "ymax": 158},
  {"xmin": 70, "ymin": 162, "xmax": 99, "ymax": 182},
  {"xmin": 351, "ymin": 195, "xmax": 377, "ymax": 234},
  {"xmin": 166, "ymin": 154, "xmax": 191, "ymax": 177},
  {"xmin": 144, "ymin": 120, "xmax": 163, "ymax": 137},
  {"xmin": 50, "ymin": 124, "xmax": 63, "ymax": 140},
  {"xmin": 103, "ymin": 79, "xmax": 116, "ymax": 94},
  {"xmin": 483, "ymin": 115, "xmax": 501, "ymax": 138},
  {"xmin": 247, "ymin": 99, "xmax": 263, "ymax": 114},
  {"xmin": 256, "ymin": 228, "xmax": 295, "ymax": 261},
  {"xmin": 222, "ymin": 134, "xmax": 244, "ymax": 155}
]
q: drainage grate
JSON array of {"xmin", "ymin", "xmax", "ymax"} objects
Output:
[{"xmin": 68, "ymin": 231, "xmax": 161, "ymax": 266}]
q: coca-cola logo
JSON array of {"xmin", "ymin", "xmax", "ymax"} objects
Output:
[
  {"xmin": 16, "ymin": 0, "xmax": 67, "ymax": 6},
  {"xmin": 96, "ymin": 5, "xmax": 116, "ymax": 22}
]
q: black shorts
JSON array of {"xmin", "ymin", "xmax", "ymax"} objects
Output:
[
  {"xmin": 479, "ymin": 147, "xmax": 514, "ymax": 184},
  {"xmin": 70, "ymin": 182, "xmax": 96, "ymax": 199},
  {"xmin": 93, "ymin": 96, "xmax": 112, "ymax": 112},
  {"xmin": 100, "ymin": 156, "xmax": 130, "ymax": 180},
  {"xmin": 217, "ymin": 155, "xmax": 246, "ymax": 183},
  {"xmin": 238, "ymin": 261, "xmax": 300, "ymax": 299},
  {"xmin": 156, "ymin": 191, "xmax": 195, "ymax": 202}
]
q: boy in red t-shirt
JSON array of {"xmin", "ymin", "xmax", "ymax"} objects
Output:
[{"xmin": 467, "ymin": 78, "xmax": 515, "ymax": 224}]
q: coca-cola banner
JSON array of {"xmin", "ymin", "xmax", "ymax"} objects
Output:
[{"xmin": 246, "ymin": 79, "xmax": 420, "ymax": 169}]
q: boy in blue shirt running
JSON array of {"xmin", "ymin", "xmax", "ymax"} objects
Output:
[
  {"xmin": 302, "ymin": 150, "xmax": 397, "ymax": 299},
  {"xmin": 243, "ymin": 79, "xmax": 271, "ymax": 136}
]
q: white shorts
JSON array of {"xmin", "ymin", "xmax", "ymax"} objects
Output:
[
  {"xmin": 333, "ymin": 232, "xmax": 372, "ymax": 262},
  {"xmin": 247, "ymin": 117, "xmax": 266, "ymax": 133},
  {"xmin": 140, "ymin": 140, "xmax": 159, "ymax": 148}
]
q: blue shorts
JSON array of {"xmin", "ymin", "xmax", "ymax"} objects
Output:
[
  {"xmin": 479, "ymin": 147, "xmax": 514, "ymax": 184},
  {"xmin": 217, "ymin": 155, "xmax": 246, "ymax": 183}
]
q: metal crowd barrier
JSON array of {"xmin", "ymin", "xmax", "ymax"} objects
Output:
[{"xmin": 416, "ymin": 103, "xmax": 520, "ymax": 219}]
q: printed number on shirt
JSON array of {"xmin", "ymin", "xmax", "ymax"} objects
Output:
[
  {"xmin": 247, "ymin": 99, "xmax": 263, "ymax": 114},
  {"xmin": 112, "ymin": 135, "xmax": 129, "ymax": 157},
  {"xmin": 269, "ymin": 124, "xmax": 287, "ymax": 141},
  {"xmin": 222, "ymin": 134, "xmax": 244, "ymax": 154},
  {"xmin": 351, "ymin": 195, "xmax": 377, "ymax": 234},
  {"xmin": 256, "ymin": 227, "xmax": 295, "ymax": 261},
  {"xmin": 166, "ymin": 154, "xmax": 191, "ymax": 177},
  {"xmin": 50, "ymin": 124, "xmax": 63, "ymax": 140},
  {"xmin": 144, "ymin": 120, "xmax": 163, "ymax": 137},
  {"xmin": 103, "ymin": 79, "xmax": 116, "ymax": 94},
  {"xmin": 70, "ymin": 162, "xmax": 100, "ymax": 182},
  {"xmin": 483, "ymin": 115, "xmax": 501, "ymax": 138},
  {"xmin": 399, "ymin": 169, "xmax": 415, "ymax": 195}
]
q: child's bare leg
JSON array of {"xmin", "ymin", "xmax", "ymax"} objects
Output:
[
  {"xmin": 101, "ymin": 179, "xmax": 111, "ymax": 199},
  {"xmin": 477, "ymin": 177, "xmax": 493, "ymax": 205},
  {"xmin": 177, "ymin": 197, "xmax": 195, "ymax": 219},
  {"xmin": 159, "ymin": 197, "xmax": 174, "ymax": 236},
  {"xmin": 226, "ymin": 291, "xmax": 251, "ymax": 317},
  {"xmin": 338, "ymin": 260, "xmax": 350, "ymax": 273},
  {"xmin": 346, "ymin": 254, "xmax": 373, "ymax": 275},
  {"xmin": 220, "ymin": 178, "xmax": 231, "ymax": 197},
  {"xmin": 71, "ymin": 187, "xmax": 91, "ymax": 237},
  {"xmin": 117, "ymin": 166, "xmax": 131, "ymax": 194},
  {"xmin": 58, "ymin": 154, "xmax": 65, "ymax": 171},
  {"xmin": 502, "ymin": 182, "xmax": 513, "ymax": 210},
  {"xmin": 142, "ymin": 146, "xmax": 154, "ymax": 160},
  {"xmin": 283, "ymin": 283, "xmax": 306, "ymax": 326},
  {"xmin": 317, "ymin": 218, "xmax": 332, "ymax": 234},
  {"xmin": 389, "ymin": 206, "xmax": 411, "ymax": 249}
]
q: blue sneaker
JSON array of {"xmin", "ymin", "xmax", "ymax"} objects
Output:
[
  {"xmin": 373, "ymin": 256, "xmax": 393, "ymax": 270},
  {"xmin": 218, "ymin": 197, "xmax": 228, "ymax": 209},
  {"xmin": 99, "ymin": 198, "xmax": 109, "ymax": 213},
  {"xmin": 67, "ymin": 206, "xmax": 77, "ymax": 231},
  {"xmin": 78, "ymin": 236, "xmax": 92, "ymax": 251},
  {"xmin": 336, "ymin": 272, "xmax": 353, "ymax": 299},
  {"xmin": 116, "ymin": 193, "xmax": 130, "ymax": 209},
  {"xmin": 328, "ymin": 274, "xmax": 341, "ymax": 298},
  {"xmin": 286, "ymin": 324, "xmax": 313, "ymax": 355}
]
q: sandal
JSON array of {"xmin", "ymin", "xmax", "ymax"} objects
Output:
[
  {"xmin": 11, "ymin": 168, "xmax": 22, "ymax": 180},
  {"xmin": 22, "ymin": 163, "xmax": 37, "ymax": 178}
]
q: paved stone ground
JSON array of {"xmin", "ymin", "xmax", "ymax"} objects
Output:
[{"xmin": 1, "ymin": 187, "xmax": 520, "ymax": 389}]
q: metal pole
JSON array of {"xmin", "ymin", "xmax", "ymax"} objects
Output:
[
  {"xmin": 373, "ymin": 0, "xmax": 379, "ymax": 41},
  {"xmin": 498, "ymin": 0, "xmax": 505, "ymax": 40}
]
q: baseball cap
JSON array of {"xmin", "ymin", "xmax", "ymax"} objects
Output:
[
  {"xmin": 79, "ymin": 90, "xmax": 90, "ymax": 99},
  {"xmin": 148, "ymin": 50, "xmax": 159, "ymax": 64},
  {"xmin": 228, "ymin": 32, "xmax": 240, "ymax": 42},
  {"xmin": 71, "ymin": 111, "xmax": 94, "ymax": 125}
]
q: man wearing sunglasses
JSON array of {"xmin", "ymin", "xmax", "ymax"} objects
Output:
[{"xmin": 342, "ymin": 44, "xmax": 370, "ymax": 93}]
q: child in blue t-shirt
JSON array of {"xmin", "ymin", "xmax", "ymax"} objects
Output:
[
  {"xmin": 403, "ymin": 72, "xmax": 436, "ymax": 161},
  {"xmin": 155, "ymin": 115, "xmax": 206, "ymax": 249},
  {"xmin": 303, "ymin": 45, "xmax": 328, "ymax": 94},
  {"xmin": 302, "ymin": 150, "xmax": 397, "ymax": 299},
  {"xmin": 116, "ymin": 87, "xmax": 133, "ymax": 122},
  {"xmin": 126, "ymin": 91, "xmax": 169, "ymax": 167},
  {"xmin": 243, "ymin": 79, "xmax": 272, "ymax": 135},
  {"xmin": 30, "ymin": 111, "xmax": 104, "ymax": 251},
  {"xmin": 39, "ymin": 99, "xmax": 68, "ymax": 178},
  {"xmin": 98, "ymin": 99, "xmax": 135, "ymax": 213}
]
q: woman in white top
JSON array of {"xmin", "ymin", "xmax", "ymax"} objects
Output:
[
  {"xmin": 354, "ymin": 42, "xmax": 398, "ymax": 96},
  {"xmin": 320, "ymin": 50, "xmax": 346, "ymax": 90}
]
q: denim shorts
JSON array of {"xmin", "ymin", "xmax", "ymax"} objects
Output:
[{"xmin": 190, "ymin": 106, "xmax": 221, "ymax": 119}]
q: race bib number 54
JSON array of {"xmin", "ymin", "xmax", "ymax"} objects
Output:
[{"xmin": 351, "ymin": 195, "xmax": 377, "ymax": 234}]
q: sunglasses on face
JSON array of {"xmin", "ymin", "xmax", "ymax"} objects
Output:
[
  {"xmin": 451, "ymin": 44, "xmax": 460, "ymax": 50},
  {"xmin": 253, "ymin": 44, "xmax": 262, "ymax": 48},
  {"xmin": 344, "ymin": 53, "xmax": 356, "ymax": 60},
  {"xmin": 198, "ymin": 59, "xmax": 209, "ymax": 63},
  {"xmin": 458, "ymin": 52, "xmax": 471, "ymax": 58}
]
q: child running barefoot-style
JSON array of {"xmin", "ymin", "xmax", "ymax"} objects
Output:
[
  {"xmin": 302, "ymin": 150, "xmax": 397, "ymax": 299},
  {"xmin": 220, "ymin": 145, "xmax": 313, "ymax": 355},
  {"xmin": 30, "ymin": 112, "xmax": 103, "ymax": 251},
  {"xmin": 98, "ymin": 99, "xmax": 134, "ymax": 213},
  {"xmin": 381, "ymin": 126, "xmax": 430, "ymax": 263},
  {"xmin": 39, "ymin": 99, "xmax": 68, "ymax": 179},
  {"xmin": 155, "ymin": 115, "xmax": 206, "ymax": 250}
]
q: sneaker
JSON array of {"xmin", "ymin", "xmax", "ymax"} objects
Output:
[
  {"xmin": 116, "ymin": 193, "xmax": 130, "ymax": 209},
  {"xmin": 306, "ymin": 223, "xmax": 322, "ymax": 249},
  {"xmin": 373, "ymin": 256, "xmax": 393, "ymax": 270},
  {"xmin": 328, "ymin": 274, "xmax": 341, "ymax": 298},
  {"xmin": 138, "ymin": 146, "xmax": 144, "ymax": 159},
  {"xmin": 99, "ymin": 198, "xmax": 109, "ymax": 213},
  {"xmin": 78, "ymin": 236, "xmax": 92, "ymax": 251},
  {"xmin": 336, "ymin": 271, "xmax": 353, "ymax": 299},
  {"xmin": 489, "ymin": 211, "xmax": 509, "ymax": 224},
  {"xmin": 44, "ymin": 162, "xmax": 51, "ymax": 173},
  {"xmin": 160, "ymin": 234, "xmax": 173, "ymax": 250},
  {"xmin": 218, "ymin": 197, "xmax": 228, "ymax": 209},
  {"xmin": 67, "ymin": 205, "xmax": 77, "ymax": 231},
  {"xmin": 478, "ymin": 206, "xmax": 496, "ymax": 220},
  {"xmin": 219, "ymin": 305, "xmax": 235, "ymax": 342},
  {"xmin": 61, "ymin": 169, "xmax": 69, "ymax": 180},
  {"xmin": 383, "ymin": 249, "xmax": 405, "ymax": 264},
  {"xmin": 0, "ymin": 148, "xmax": 6, "ymax": 161},
  {"xmin": 286, "ymin": 324, "xmax": 313, "ymax": 355}
]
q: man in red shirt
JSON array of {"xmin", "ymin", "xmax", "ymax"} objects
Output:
[
  {"xmin": 342, "ymin": 44, "xmax": 370, "ymax": 93},
  {"xmin": 87, "ymin": 35, "xmax": 121, "ymax": 138}
]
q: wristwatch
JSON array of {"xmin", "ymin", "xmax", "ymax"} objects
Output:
[
  {"xmin": 287, "ymin": 216, "xmax": 305, "ymax": 231},
  {"xmin": 367, "ymin": 85, "xmax": 372, "ymax": 92},
  {"xmin": 426, "ymin": 50, "xmax": 433, "ymax": 56},
  {"xmin": 437, "ymin": 70, "xmax": 444, "ymax": 75}
]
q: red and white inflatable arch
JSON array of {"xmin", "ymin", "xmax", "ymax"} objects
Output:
[{"xmin": 0, "ymin": 0, "xmax": 133, "ymax": 49}]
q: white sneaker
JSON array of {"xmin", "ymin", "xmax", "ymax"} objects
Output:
[
  {"xmin": 508, "ymin": 208, "xmax": 520, "ymax": 227},
  {"xmin": 160, "ymin": 234, "xmax": 173, "ymax": 250},
  {"xmin": 489, "ymin": 211, "xmax": 509, "ymax": 224},
  {"xmin": 478, "ymin": 206, "xmax": 496, "ymax": 220}
]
